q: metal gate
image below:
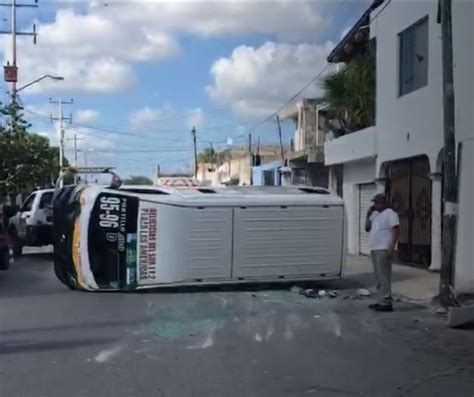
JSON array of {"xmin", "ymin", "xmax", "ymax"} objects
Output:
[
  {"xmin": 359, "ymin": 183, "xmax": 377, "ymax": 255},
  {"xmin": 386, "ymin": 156, "xmax": 431, "ymax": 266}
]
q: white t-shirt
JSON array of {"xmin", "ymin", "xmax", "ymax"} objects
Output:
[{"xmin": 369, "ymin": 208, "xmax": 400, "ymax": 251}]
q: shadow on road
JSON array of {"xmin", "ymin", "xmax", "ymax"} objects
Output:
[
  {"xmin": 17, "ymin": 252, "xmax": 54, "ymax": 262},
  {"xmin": 0, "ymin": 338, "xmax": 115, "ymax": 355},
  {"xmin": 0, "ymin": 318, "xmax": 148, "ymax": 337},
  {"xmin": 137, "ymin": 278, "xmax": 367, "ymax": 295}
]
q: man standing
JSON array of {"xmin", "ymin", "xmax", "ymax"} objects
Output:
[{"xmin": 365, "ymin": 193, "xmax": 399, "ymax": 312}]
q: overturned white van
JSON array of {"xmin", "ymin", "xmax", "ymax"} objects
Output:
[{"xmin": 53, "ymin": 184, "xmax": 346, "ymax": 291}]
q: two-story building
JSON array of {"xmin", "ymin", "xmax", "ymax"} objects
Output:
[
  {"xmin": 216, "ymin": 145, "xmax": 284, "ymax": 186},
  {"xmin": 279, "ymin": 98, "xmax": 330, "ymax": 188},
  {"xmin": 324, "ymin": 0, "xmax": 473, "ymax": 292}
]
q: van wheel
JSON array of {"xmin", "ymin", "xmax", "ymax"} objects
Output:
[{"xmin": 8, "ymin": 227, "xmax": 23, "ymax": 256}]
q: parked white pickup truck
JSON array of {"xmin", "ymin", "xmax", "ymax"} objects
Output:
[{"xmin": 8, "ymin": 189, "xmax": 54, "ymax": 255}]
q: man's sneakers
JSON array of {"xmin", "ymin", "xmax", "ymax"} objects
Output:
[{"xmin": 369, "ymin": 303, "xmax": 394, "ymax": 312}]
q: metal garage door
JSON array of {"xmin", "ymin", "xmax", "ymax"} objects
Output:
[{"xmin": 359, "ymin": 183, "xmax": 377, "ymax": 255}]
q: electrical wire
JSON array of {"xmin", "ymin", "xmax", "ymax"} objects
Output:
[{"xmin": 232, "ymin": 0, "xmax": 393, "ymax": 141}]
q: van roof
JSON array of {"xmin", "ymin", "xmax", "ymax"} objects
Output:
[{"xmin": 112, "ymin": 185, "xmax": 343, "ymax": 207}]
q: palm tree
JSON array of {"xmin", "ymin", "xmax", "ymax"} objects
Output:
[{"xmin": 321, "ymin": 56, "xmax": 375, "ymax": 133}]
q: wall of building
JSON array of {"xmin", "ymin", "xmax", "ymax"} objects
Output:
[
  {"xmin": 453, "ymin": 1, "xmax": 474, "ymax": 293},
  {"xmin": 342, "ymin": 159, "xmax": 377, "ymax": 254},
  {"xmin": 252, "ymin": 161, "xmax": 283, "ymax": 186},
  {"xmin": 196, "ymin": 163, "xmax": 218, "ymax": 186},
  {"xmin": 324, "ymin": 127, "xmax": 377, "ymax": 166},
  {"xmin": 372, "ymin": 0, "xmax": 443, "ymax": 174}
]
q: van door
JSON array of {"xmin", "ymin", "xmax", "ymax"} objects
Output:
[
  {"xmin": 17, "ymin": 193, "xmax": 36, "ymax": 239},
  {"xmin": 37, "ymin": 191, "xmax": 54, "ymax": 225}
]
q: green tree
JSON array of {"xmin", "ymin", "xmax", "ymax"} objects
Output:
[
  {"xmin": 197, "ymin": 147, "xmax": 217, "ymax": 164},
  {"xmin": 321, "ymin": 56, "xmax": 375, "ymax": 132},
  {"xmin": 0, "ymin": 102, "xmax": 64, "ymax": 201},
  {"xmin": 123, "ymin": 175, "xmax": 153, "ymax": 185}
]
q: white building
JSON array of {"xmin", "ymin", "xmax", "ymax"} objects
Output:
[{"xmin": 324, "ymin": 0, "xmax": 474, "ymax": 292}]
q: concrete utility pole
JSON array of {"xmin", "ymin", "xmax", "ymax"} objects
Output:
[
  {"xmin": 191, "ymin": 126, "xmax": 198, "ymax": 179},
  {"xmin": 0, "ymin": 0, "xmax": 38, "ymax": 104},
  {"xmin": 66, "ymin": 134, "xmax": 83, "ymax": 184},
  {"xmin": 439, "ymin": 0, "xmax": 458, "ymax": 306},
  {"xmin": 276, "ymin": 115, "xmax": 285, "ymax": 164},
  {"xmin": 50, "ymin": 98, "xmax": 73, "ymax": 187}
]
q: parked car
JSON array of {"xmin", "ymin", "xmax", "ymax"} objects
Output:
[
  {"xmin": 8, "ymin": 189, "xmax": 54, "ymax": 255},
  {"xmin": 0, "ymin": 207, "xmax": 12, "ymax": 270}
]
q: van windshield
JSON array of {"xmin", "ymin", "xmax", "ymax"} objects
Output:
[{"xmin": 88, "ymin": 192, "xmax": 139, "ymax": 289}]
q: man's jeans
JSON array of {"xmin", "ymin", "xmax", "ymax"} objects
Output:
[{"xmin": 371, "ymin": 250, "xmax": 393, "ymax": 305}]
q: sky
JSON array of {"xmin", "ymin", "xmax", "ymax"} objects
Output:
[{"xmin": 0, "ymin": 0, "xmax": 369, "ymax": 178}]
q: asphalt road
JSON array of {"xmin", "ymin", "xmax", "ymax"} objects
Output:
[{"xmin": 1, "ymin": 249, "xmax": 473, "ymax": 397}]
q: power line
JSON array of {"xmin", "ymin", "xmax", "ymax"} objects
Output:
[
  {"xmin": 90, "ymin": 148, "xmax": 193, "ymax": 153},
  {"xmin": 234, "ymin": 0, "xmax": 392, "ymax": 141},
  {"xmin": 24, "ymin": 108, "xmax": 252, "ymax": 143}
]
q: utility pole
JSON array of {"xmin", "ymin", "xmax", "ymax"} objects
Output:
[
  {"xmin": 439, "ymin": 0, "xmax": 458, "ymax": 306},
  {"xmin": 66, "ymin": 134, "xmax": 83, "ymax": 184},
  {"xmin": 0, "ymin": 0, "xmax": 38, "ymax": 104},
  {"xmin": 50, "ymin": 98, "xmax": 73, "ymax": 187},
  {"xmin": 155, "ymin": 164, "xmax": 160, "ymax": 185},
  {"xmin": 276, "ymin": 115, "xmax": 285, "ymax": 164},
  {"xmin": 191, "ymin": 126, "xmax": 198, "ymax": 179}
]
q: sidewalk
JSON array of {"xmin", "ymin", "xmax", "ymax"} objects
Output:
[{"xmin": 344, "ymin": 254, "xmax": 439, "ymax": 303}]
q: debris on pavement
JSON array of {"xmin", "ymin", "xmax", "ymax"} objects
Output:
[
  {"xmin": 300, "ymin": 289, "xmax": 319, "ymax": 299},
  {"xmin": 313, "ymin": 315, "xmax": 320, "ymax": 319},
  {"xmin": 357, "ymin": 288, "xmax": 371, "ymax": 297},
  {"xmin": 435, "ymin": 306, "xmax": 448, "ymax": 317},
  {"xmin": 290, "ymin": 285, "xmax": 302, "ymax": 293},
  {"xmin": 299, "ymin": 289, "xmax": 339, "ymax": 299}
]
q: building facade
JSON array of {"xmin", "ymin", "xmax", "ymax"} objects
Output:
[
  {"xmin": 279, "ymin": 99, "xmax": 329, "ymax": 188},
  {"xmin": 324, "ymin": 0, "xmax": 473, "ymax": 292},
  {"xmin": 216, "ymin": 145, "xmax": 284, "ymax": 186}
]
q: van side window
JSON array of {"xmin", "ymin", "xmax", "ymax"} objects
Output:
[
  {"xmin": 21, "ymin": 194, "xmax": 36, "ymax": 212},
  {"xmin": 39, "ymin": 192, "xmax": 53, "ymax": 209}
]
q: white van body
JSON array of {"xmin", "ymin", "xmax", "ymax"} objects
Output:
[
  {"xmin": 72, "ymin": 185, "xmax": 346, "ymax": 290},
  {"xmin": 9, "ymin": 189, "xmax": 54, "ymax": 252}
]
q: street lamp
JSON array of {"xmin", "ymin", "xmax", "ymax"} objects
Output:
[{"xmin": 16, "ymin": 75, "xmax": 64, "ymax": 94}]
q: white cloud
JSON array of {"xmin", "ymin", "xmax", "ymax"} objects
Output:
[
  {"xmin": 75, "ymin": 109, "xmax": 99, "ymax": 124},
  {"xmin": 129, "ymin": 105, "xmax": 174, "ymax": 130},
  {"xmin": 186, "ymin": 108, "xmax": 205, "ymax": 130},
  {"xmin": 2, "ymin": 1, "xmax": 334, "ymax": 94},
  {"xmin": 4, "ymin": 8, "xmax": 178, "ymax": 93},
  {"xmin": 92, "ymin": 1, "xmax": 329, "ymax": 41},
  {"xmin": 207, "ymin": 41, "xmax": 334, "ymax": 118}
]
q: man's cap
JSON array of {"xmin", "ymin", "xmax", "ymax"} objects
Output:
[{"xmin": 371, "ymin": 193, "xmax": 387, "ymax": 203}]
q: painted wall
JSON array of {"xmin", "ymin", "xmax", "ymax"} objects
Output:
[
  {"xmin": 324, "ymin": 127, "xmax": 377, "ymax": 166},
  {"xmin": 372, "ymin": 1, "xmax": 443, "ymax": 173},
  {"xmin": 342, "ymin": 159, "xmax": 377, "ymax": 254},
  {"xmin": 453, "ymin": 1, "xmax": 474, "ymax": 293},
  {"xmin": 252, "ymin": 161, "xmax": 283, "ymax": 186},
  {"xmin": 455, "ymin": 140, "xmax": 474, "ymax": 293}
]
